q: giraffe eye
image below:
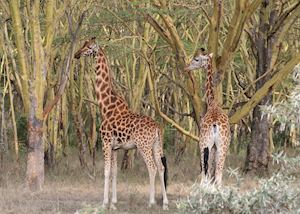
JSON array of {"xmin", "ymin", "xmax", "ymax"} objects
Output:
[{"xmin": 194, "ymin": 58, "xmax": 199, "ymax": 62}]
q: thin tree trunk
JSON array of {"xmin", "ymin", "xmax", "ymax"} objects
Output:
[
  {"xmin": 72, "ymin": 61, "xmax": 86, "ymax": 168},
  {"xmin": 85, "ymin": 70, "xmax": 98, "ymax": 170},
  {"xmin": 121, "ymin": 19, "xmax": 151, "ymax": 170},
  {"xmin": 0, "ymin": 90, "xmax": 8, "ymax": 171},
  {"xmin": 7, "ymin": 67, "xmax": 19, "ymax": 164},
  {"xmin": 8, "ymin": 0, "xmax": 30, "ymax": 113}
]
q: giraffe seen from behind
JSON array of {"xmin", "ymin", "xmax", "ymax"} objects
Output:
[
  {"xmin": 74, "ymin": 37, "xmax": 168, "ymax": 210},
  {"xmin": 185, "ymin": 48, "xmax": 230, "ymax": 186}
]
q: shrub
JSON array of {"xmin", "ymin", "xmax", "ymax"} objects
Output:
[
  {"xmin": 261, "ymin": 66, "xmax": 300, "ymax": 136},
  {"xmin": 178, "ymin": 152, "xmax": 300, "ymax": 213}
]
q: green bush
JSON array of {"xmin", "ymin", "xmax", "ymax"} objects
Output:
[{"xmin": 178, "ymin": 152, "xmax": 300, "ymax": 213}]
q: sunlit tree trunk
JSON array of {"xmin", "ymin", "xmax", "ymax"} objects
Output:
[
  {"xmin": 8, "ymin": 0, "xmax": 30, "ymax": 114},
  {"xmin": 121, "ymin": 19, "xmax": 152, "ymax": 170},
  {"xmin": 26, "ymin": 0, "xmax": 47, "ymax": 191}
]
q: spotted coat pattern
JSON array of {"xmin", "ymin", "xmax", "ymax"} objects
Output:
[
  {"xmin": 185, "ymin": 50, "xmax": 230, "ymax": 186},
  {"xmin": 74, "ymin": 37, "xmax": 168, "ymax": 209}
]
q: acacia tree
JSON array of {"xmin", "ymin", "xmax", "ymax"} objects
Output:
[
  {"xmin": 244, "ymin": 0, "xmax": 300, "ymax": 174},
  {"xmin": 145, "ymin": 0, "xmax": 300, "ymax": 171},
  {"xmin": 9, "ymin": 0, "xmax": 48, "ymax": 191},
  {"xmin": 7, "ymin": 0, "xmax": 85, "ymax": 190},
  {"xmin": 143, "ymin": 0, "xmax": 261, "ymax": 138}
]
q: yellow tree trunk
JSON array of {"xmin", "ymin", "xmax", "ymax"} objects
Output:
[
  {"xmin": 8, "ymin": 0, "xmax": 30, "ymax": 113},
  {"xmin": 26, "ymin": 0, "xmax": 47, "ymax": 191}
]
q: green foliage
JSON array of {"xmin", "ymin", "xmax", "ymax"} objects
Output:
[
  {"xmin": 178, "ymin": 152, "xmax": 300, "ymax": 213},
  {"xmin": 261, "ymin": 67, "xmax": 300, "ymax": 128},
  {"xmin": 16, "ymin": 114, "xmax": 27, "ymax": 152},
  {"xmin": 163, "ymin": 124, "xmax": 176, "ymax": 152}
]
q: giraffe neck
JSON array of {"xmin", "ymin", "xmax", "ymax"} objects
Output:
[
  {"xmin": 94, "ymin": 48, "xmax": 128, "ymax": 119},
  {"xmin": 205, "ymin": 63, "xmax": 215, "ymax": 106}
]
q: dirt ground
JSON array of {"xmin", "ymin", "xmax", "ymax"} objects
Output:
[{"xmin": 0, "ymin": 148, "xmax": 261, "ymax": 214}]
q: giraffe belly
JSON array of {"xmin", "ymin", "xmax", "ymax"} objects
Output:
[
  {"xmin": 112, "ymin": 140, "xmax": 136, "ymax": 150},
  {"xmin": 121, "ymin": 142, "xmax": 136, "ymax": 150}
]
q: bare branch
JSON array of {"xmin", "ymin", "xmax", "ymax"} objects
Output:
[
  {"xmin": 43, "ymin": 11, "xmax": 86, "ymax": 119},
  {"xmin": 144, "ymin": 13, "xmax": 174, "ymax": 49},
  {"xmin": 147, "ymin": 60, "xmax": 199, "ymax": 141}
]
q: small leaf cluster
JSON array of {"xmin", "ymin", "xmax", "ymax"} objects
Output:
[{"xmin": 261, "ymin": 66, "xmax": 300, "ymax": 129}]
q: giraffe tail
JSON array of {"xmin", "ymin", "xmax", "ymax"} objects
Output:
[
  {"xmin": 157, "ymin": 128, "xmax": 168, "ymax": 190},
  {"xmin": 161, "ymin": 156, "xmax": 168, "ymax": 190},
  {"xmin": 204, "ymin": 147, "xmax": 209, "ymax": 175}
]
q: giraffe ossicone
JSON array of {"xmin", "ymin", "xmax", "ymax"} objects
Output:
[
  {"xmin": 185, "ymin": 49, "xmax": 230, "ymax": 186},
  {"xmin": 74, "ymin": 37, "xmax": 168, "ymax": 210}
]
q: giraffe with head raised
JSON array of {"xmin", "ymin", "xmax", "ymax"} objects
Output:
[
  {"xmin": 185, "ymin": 48, "xmax": 230, "ymax": 186},
  {"xmin": 74, "ymin": 37, "xmax": 168, "ymax": 210}
]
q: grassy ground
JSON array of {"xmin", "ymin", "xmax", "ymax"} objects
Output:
[{"xmin": 0, "ymin": 146, "xmax": 296, "ymax": 214}]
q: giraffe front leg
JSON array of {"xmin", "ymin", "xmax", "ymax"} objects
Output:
[
  {"xmin": 110, "ymin": 150, "xmax": 118, "ymax": 210},
  {"xmin": 199, "ymin": 143, "xmax": 207, "ymax": 185},
  {"xmin": 102, "ymin": 144, "xmax": 112, "ymax": 208},
  {"xmin": 148, "ymin": 167, "xmax": 157, "ymax": 207}
]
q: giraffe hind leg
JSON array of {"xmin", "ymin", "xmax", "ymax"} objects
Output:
[
  {"xmin": 138, "ymin": 145, "xmax": 157, "ymax": 207},
  {"xmin": 208, "ymin": 145, "xmax": 217, "ymax": 182},
  {"xmin": 200, "ymin": 137, "xmax": 215, "ymax": 185},
  {"xmin": 153, "ymin": 142, "xmax": 169, "ymax": 210},
  {"xmin": 214, "ymin": 138, "xmax": 229, "ymax": 186},
  {"xmin": 110, "ymin": 150, "xmax": 118, "ymax": 210}
]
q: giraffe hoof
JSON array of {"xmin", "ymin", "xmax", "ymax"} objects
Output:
[
  {"xmin": 110, "ymin": 203, "xmax": 117, "ymax": 210},
  {"xmin": 163, "ymin": 204, "xmax": 169, "ymax": 210},
  {"xmin": 148, "ymin": 202, "xmax": 156, "ymax": 208},
  {"xmin": 101, "ymin": 203, "xmax": 109, "ymax": 209}
]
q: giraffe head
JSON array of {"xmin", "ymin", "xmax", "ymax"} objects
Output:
[
  {"xmin": 184, "ymin": 48, "xmax": 213, "ymax": 71},
  {"xmin": 74, "ymin": 37, "xmax": 99, "ymax": 59}
]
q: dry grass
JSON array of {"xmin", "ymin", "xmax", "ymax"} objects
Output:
[{"xmin": 1, "ymin": 147, "xmax": 296, "ymax": 214}]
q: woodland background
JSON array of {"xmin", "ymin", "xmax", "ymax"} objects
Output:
[{"xmin": 0, "ymin": 0, "xmax": 300, "ymax": 213}]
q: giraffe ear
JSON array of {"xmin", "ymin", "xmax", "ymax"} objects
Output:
[
  {"xmin": 208, "ymin": 53, "xmax": 213, "ymax": 58},
  {"xmin": 194, "ymin": 48, "xmax": 205, "ymax": 57},
  {"xmin": 83, "ymin": 40, "xmax": 89, "ymax": 46}
]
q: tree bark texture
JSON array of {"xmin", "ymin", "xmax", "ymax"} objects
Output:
[
  {"xmin": 245, "ymin": 96, "xmax": 271, "ymax": 174},
  {"xmin": 245, "ymin": 0, "xmax": 272, "ymax": 174},
  {"xmin": 27, "ymin": 115, "xmax": 44, "ymax": 191}
]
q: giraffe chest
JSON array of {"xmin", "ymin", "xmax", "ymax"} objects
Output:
[
  {"xmin": 100, "ymin": 121, "xmax": 136, "ymax": 150},
  {"xmin": 100, "ymin": 113, "xmax": 158, "ymax": 150}
]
